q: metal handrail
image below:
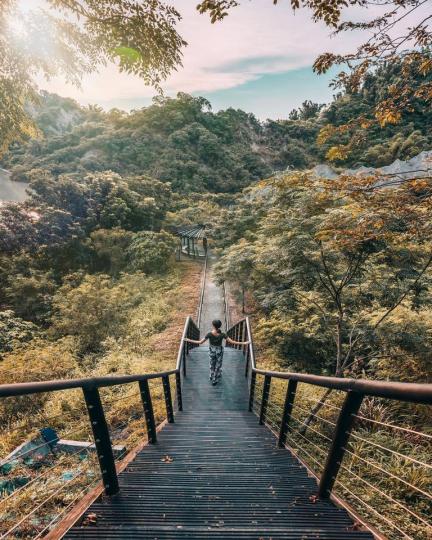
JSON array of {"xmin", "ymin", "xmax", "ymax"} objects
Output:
[
  {"xmin": 196, "ymin": 253, "xmax": 208, "ymax": 328},
  {"xmin": 0, "ymin": 370, "xmax": 178, "ymax": 398},
  {"xmin": 0, "ymin": 316, "xmax": 200, "ymax": 500},
  {"xmin": 226, "ymin": 315, "xmax": 432, "ymax": 519},
  {"xmin": 175, "ymin": 315, "xmax": 200, "ymax": 377}
]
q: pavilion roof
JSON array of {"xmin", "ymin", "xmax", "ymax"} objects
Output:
[{"xmin": 176, "ymin": 224, "xmax": 206, "ymax": 239}]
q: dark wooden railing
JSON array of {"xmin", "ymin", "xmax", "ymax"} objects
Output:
[
  {"xmin": 0, "ymin": 316, "xmax": 200, "ymax": 497},
  {"xmin": 196, "ymin": 253, "xmax": 208, "ymax": 328},
  {"xmin": 227, "ymin": 317, "xmax": 432, "ymax": 537},
  {"xmin": 2, "ymin": 311, "xmax": 431, "ymax": 539}
]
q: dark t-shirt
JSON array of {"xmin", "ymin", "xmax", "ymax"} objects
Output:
[{"xmin": 206, "ymin": 331, "xmax": 227, "ymax": 346}]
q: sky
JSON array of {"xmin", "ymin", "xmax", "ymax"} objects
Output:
[{"xmin": 22, "ymin": 1, "xmax": 419, "ymax": 119}]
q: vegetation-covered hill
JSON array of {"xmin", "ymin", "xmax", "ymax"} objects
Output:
[{"xmin": 2, "ymin": 61, "xmax": 431, "ymax": 194}]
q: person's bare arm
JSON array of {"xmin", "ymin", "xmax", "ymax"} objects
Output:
[
  {"xmin": 226, "ymin": 337, "xmax": 250, "ymax": 346},
  {"xmin": 184, "ymin": 337, "xmax": 207, "ymax": 345}
]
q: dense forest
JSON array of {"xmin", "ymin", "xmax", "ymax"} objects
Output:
[
  {"xmin": 2, "ymin": 60, "xmax": 432, "ymax": 194},
  {"xmin": 0, "ymin": 0, "xmax": 431, "ymax": 535}
]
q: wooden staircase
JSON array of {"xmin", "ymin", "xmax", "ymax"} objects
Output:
[{"xmin": 65, "ymin": 346, "xmax": 373, "ymax": 539}]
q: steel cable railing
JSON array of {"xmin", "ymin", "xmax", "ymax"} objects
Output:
[
  {"xmin": 0, "ymin": 423, "xmax": 93, "ymax": 468},
  {"xmin": 336, "ymin": 479, "xmax": 415, "ymax": 540},
  {"xmin": 254, "ymin": 386, "xmax": 432, "ymax": 539},
  {"xmin": 352, "ymin": 413, "xmax": 432, "ymax": 440},
  {"xmin": 0, "ymin": 431, "xmax": 97, "ymax": 539},
  {"xmin": 341, "ymin": 446, "xmax": 432, "ymax": 502},
  {"xmin": 260, "ymin": 386, "xmax": 432, "ymax": 538},
  {"xmin": 226, "ymin": 316, "xmax": 432, "ymax": 540},
  {"xmin": 0, "ymin": 434, "xmax": 95, "ymax": 507},
  {"xmin": 338, "ymin": 464, "xmax": 432, "ymax": 529},
  {"xmin": 31, "ymin": 474, "xmax": 101, "ymax": 540},
  {"xmin": 348, "ymin": 432, "xmax": 432, "ymax": 470},
  {"xmin": 1, "ymin": 454, "xmax": 96, "ymax": 539},
  {"xmin": 0, "ymin": 315, "xmax": 201, "ymax": 539}
]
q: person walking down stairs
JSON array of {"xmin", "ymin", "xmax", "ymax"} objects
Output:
[{"xmin": 184, "ymin": 319, "xmax": 250, "ymax": 385}]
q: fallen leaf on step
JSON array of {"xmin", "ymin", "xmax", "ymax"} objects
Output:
[
  {"xmin": 161, "ymin": 455, "xmax": 173, "ymax": 463},
  {"xmin": 82, "ymin": 513, "xmax": 97, "ymax": 526},
  {"xmin": 309, "ymin": 494, "xmax": 319, "ymax": 503}
]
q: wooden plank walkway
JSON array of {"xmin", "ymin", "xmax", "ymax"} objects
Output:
[
  {"xmin": 65, "ymin": 262, "xmax": 374, "ymax": 539},
  {"xmin": 65, "ymin": 345, "xmax": 373, "ymax": 539}
]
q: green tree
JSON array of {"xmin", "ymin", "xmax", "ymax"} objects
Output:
[
  {"xmin": 90, "ymin": 228, "xmax": 134, "ymax": 275},
  {"xmin": 0, "ymin": 310, "xmax": 38, "ymax": 356},
  {"xmin": 217, "ymin": 171, "xmax": 432, "ymax": 378},
  {"xmin": 127, "ymin": 231, "xmax": 177, "ymax": 274},
  {"xmin": 214, "ymin": 239, "xmax": 256, "ymax": 313},
  {"xmin": 5, "ymin": 271, "xmax": 57, "ymax": 323},
  {"xmin": 0, "ymin": 0, "xmax": 185, "ymax": 153},
  {"xmin": 217, "ymin": 170, "xmax": 432, "ymax": 433},
  {"xmin": 51, "ymin": 273, "xmax": 136, "ymax": 352}
]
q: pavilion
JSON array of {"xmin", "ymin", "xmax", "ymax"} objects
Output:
[{"xmin": 176, "ymin": 224, "xmax": 207, "ymax": 258}]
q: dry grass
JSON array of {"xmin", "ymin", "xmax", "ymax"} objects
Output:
[
  {"xmin": 0, "ymin": 259, "xmax": 204, "ymax": 539},
  {"xmin": 144, "ymin": 259, "xmax": 202, "ymax": 364}
]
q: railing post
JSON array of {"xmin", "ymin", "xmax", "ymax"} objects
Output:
[
  {"xmin": 182, "ymin": 342, "xmax": 187, "ymax": 377},
  {"xmin": 139, "ymin": 380, "xmax": 157, "ymax": 444},
  {"xmin": 82, "ymin": 387, "xmax": 119, "ymax": 496},
  {"xmin": 278, "ymin": 379, "xmax": 298, "ymax": 447},
  {"xmin": 244, "ymin": 346, "xmax": 250, "ymax": 378},
  {"xmin": 240, "ymin": 321, "xmax": 244, "ymax": 352},
  {"xmin": 175, "ymin": 371, "xmax": 183, "ymax": 412},
  {"xmin": 162, "ymin": 375, "xmax": 175, "ymax": 423},
  {"xmin": 248, "ymin": 371, "xmax": 256, "ymax": 412},
  {"xmin": 259, "ymin": 375, "xmax": 271, "ymax": 425},
  {"xmin": 318, "ymin": 391, "xmax": 364, "ymax": 498}
]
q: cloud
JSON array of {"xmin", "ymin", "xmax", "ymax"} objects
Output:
[
  {"xmin": 35, "ymin": 0, "xmax": 429, "ymax": 112},
  {"xmin": 36, "ymin": 1, "xmax": 361, "ymax": 109}
]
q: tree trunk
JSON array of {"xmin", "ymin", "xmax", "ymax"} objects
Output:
[
  {"xmin": 242, "ymin": 285, "xmax": 245, "ymax": 314},
  {"xmin": 298, "ymin": 387, "xmax": 333, "ymax": 435}
]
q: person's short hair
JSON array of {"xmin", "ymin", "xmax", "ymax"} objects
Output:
[{"xmin": 212, "ymin": 319, "xmax": 222, "ymax": 333}]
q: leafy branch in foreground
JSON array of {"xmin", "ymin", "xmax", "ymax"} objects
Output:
[
  {"xmin": 198, "ymin": 1, "xmax": 432, "ymax": 157},
  {"xmin": 0, "ymin": 0, "xmax": 186, "ymax": 154}
]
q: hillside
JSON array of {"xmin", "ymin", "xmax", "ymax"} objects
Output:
[{"xmin": 2, "ymin": 62, "xmax": 431, "ymax": 194}]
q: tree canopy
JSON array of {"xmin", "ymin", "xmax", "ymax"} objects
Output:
[
  {"xmin": 0, "ymin": 0, "xmax": 185, "ymax": 153},
  {"xmin": 3, "ymin": 63, "xmax": 432, "ymax": 194},
  {"xmin": 198, "ymin": 0, "xmax": 432, "ymax": 157}
]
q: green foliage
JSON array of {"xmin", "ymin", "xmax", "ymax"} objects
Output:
[
  {"xmin": 0, "ymin": 0, "xmax": 185, "ymax": 153},
  {"xmin": 90, "ymin": 228, "xmax": 135, "ymax": 276},
  {"xmin": 0, "ymin": 311, "xmax": 38, "ymax": 356},
  {"xmin": 4, "ymin": 62, "xmax": 432, "ymax": 192},
  {"xmin": 3, "ymin": 93, "xmax": 272, "ymax": 193},
  {"xmin": 0, "ymin": 337, "xmax": 80, "ymax": 421},
  {"xmin": 127, "ymin": 231, "xmax": 177, "ymax": 274},
  {"xmin": 216, "ymin": 171, "xmax": 432, "ymax": 380},
  {"xmin": 51, "ymin": 273, "xmax": 150, "ymax": 353},
  {"xmin": 5, "ymin": 271, "xmax": 57, "ymax": 324}
]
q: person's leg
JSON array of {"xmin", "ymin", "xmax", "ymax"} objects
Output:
[
  {"xmin": 209, "ymin": 347, "xmax": 217, "ymax": 382},
  {"xmin": 214, "ymin": 348, "xmax": 224, "ymax": 382}
]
